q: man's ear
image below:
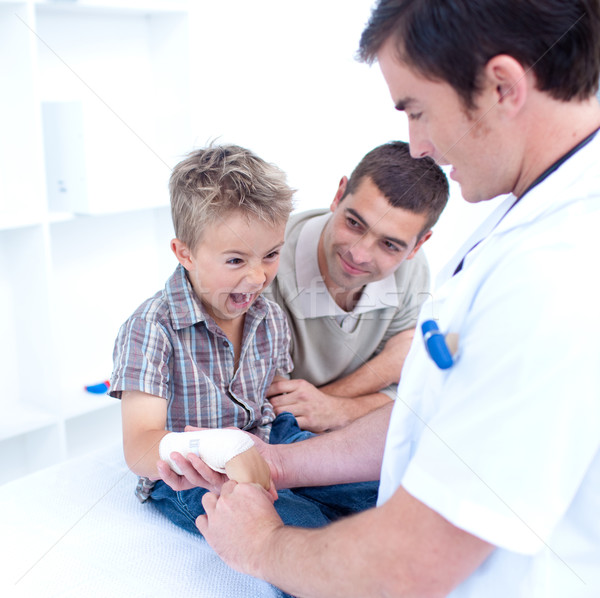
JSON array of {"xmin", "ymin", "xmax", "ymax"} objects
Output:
[
  {"xmin": 330, "ymin": 176, "xmax": 349, "ymax": 212},
  {"xmin": 171, "ymin": 238, "xmax": 194, "ymax": 271},
  {"xmin": 484, "ymin": 54, "xmax": 528, "ymax": 118},
  {"xmin": 406, "ymin": 230, "xmax": 433, "ymax": 260}
]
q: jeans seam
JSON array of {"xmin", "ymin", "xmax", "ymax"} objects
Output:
[{"xmin": 174, "ymin": 490, "xmax": 200, "ymax": 525}]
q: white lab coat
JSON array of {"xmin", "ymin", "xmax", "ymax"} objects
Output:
[{"xmin": 378, "ymin": 131, "xmax": 600, "ymax": 597}]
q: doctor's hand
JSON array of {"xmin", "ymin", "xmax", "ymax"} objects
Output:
[
  {"xmin": 267, "ymin": 378, "xmax": 347, "ymax": 433},
  {"xmin": 196, "ymin": 480, "xmax": 283, "ymax": 576}
]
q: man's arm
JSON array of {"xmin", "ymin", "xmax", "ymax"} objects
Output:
[
  {"xmin": 321, "ymin": 327, "xmax": 415, "ymax": 397},
  {"xmin": 197, "ymin": 482, "xmax": 494, "ymax": 598},
  {"xmin": 268, "ymin": 329, "xmax": 414, "ymax": 432},
  {"xmin": 268, "ymin": 379, "xmax": 391, "ymax": 432},
  {"xmin": 160, "ymin": 403, "xmax": 393, "ymax": 492}
]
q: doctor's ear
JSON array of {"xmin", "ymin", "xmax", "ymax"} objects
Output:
[{"xmin": 485, "ymin": 54, "xmax": 528, "ymax": 116}]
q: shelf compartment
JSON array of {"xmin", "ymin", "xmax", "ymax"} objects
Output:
[
  {"xmin": 0, "ymin": 3, "xmax": 47, "ymax": 221},
  {"xmin": 36, "ymin": 6, "xmax": 191, "ymax": 214},
  {"xmin": 34, "ymin": 1, "xmax": 190, "ymax": 17},
  {"xmin": 64, "ymin": 403, "xmax": 122, "ymax": 460},
  {"xmin": 47, "ymin": 208, "xmax": 176, "ymax": 404},
  {"xmin": 0, "ymin": 422, "xmax": 62, "ymax": 485},
  {"xmin": 0, "ymin": 403, "xmax": 57, "ymax": 441}
]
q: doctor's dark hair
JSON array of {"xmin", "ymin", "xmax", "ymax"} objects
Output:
[
  {"xmin": 358, "ymin": 0, "xmax": 600, "ymax": 110},
  {"xmin": 340, "ymin": 141, "xmax": 449, "ymax": 235},
  {"xmin": 170, "ymin": 144, "xmax": 294, "ymax": 251}
]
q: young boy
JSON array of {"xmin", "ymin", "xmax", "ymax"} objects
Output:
[{"xmin": 110, "ymin": 144, "xmax": 311, "ymax": 533}]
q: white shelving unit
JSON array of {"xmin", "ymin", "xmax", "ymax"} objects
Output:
[{"xmin": 0, "ymin": 0, "xmax": 192, "ymax": 484}]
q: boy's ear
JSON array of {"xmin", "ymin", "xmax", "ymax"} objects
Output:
[{"xmin": 171, "ymin": 238, "xmax": 194, "ymax": 270}]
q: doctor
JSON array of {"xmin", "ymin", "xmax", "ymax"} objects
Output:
[{"xmin": 166, "ymin": 1, "xmax": 600, "ymax": 596}]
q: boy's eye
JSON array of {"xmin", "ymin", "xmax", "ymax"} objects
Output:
[
  {"xmin": 347, "ymin": 217, "xmax": 362, "ymax": 229},
  {"xmin": 265, "ymin": 250, "xmax": 280, "ymax": 260},
  {"xmin": 226, "ymin": 258, "xmax": 243, "ymax": 265}
]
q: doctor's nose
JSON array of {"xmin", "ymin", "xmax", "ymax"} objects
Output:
[{"xmin": 408, "ymin": 126, "xmax": 435, "ymax": 160}]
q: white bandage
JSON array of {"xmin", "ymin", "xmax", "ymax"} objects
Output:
[{"xmin": 159, "ymin": 429, "xmax": 255, "ymax": 475}]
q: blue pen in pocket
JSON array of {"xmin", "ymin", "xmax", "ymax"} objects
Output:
[{"xmin": 421, "ymin": 320, "xmax": 455, "ymax": 370}]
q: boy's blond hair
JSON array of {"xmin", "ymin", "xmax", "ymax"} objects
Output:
[{"xmin": 170, "ymin": 144, "xmax": 295, "ymax": 250}]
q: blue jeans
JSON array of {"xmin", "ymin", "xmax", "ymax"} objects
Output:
[
  {"xmin": 268, "ymin": 412, "xmax": 380, "ymax": 521},
  {"xmin": 151, "ymin": 413, "xmax": 378, "ymax": 533},
  {"xmin": 268, "ymin": 410, "xmax": 315, "ymax": 444}
]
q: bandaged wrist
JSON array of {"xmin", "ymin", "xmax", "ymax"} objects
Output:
[{"xmin": 159, "ymin": 429, "xmax": 255, "ymax": 476}]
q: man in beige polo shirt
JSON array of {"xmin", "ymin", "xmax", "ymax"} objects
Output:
[{"xmin": 265, "ymin": 141, "xmax": 448, "ymax": 433}]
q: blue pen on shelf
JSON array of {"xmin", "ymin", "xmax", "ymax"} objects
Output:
[{"xmin": 421, "ymin": 320, "xmax": 455, "ymax": 370}]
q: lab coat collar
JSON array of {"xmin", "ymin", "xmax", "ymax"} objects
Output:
[{"xmin": 437, "ymin": 131, "xmax": 600, "ymax": 285}]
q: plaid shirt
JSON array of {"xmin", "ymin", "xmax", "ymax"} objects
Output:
[{"xmin": 110, "ymin": 264, "xmax": 292, "ymax": 500}]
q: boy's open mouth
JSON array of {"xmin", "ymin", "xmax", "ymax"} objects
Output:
[{"xmin": 229, "ymin": 292, "xmax": 253, "ymax": 306}]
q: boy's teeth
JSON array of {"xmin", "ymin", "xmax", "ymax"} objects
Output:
[{"xmin": 231, "ymin": 292, "xmax": 251, "ymax": 303}]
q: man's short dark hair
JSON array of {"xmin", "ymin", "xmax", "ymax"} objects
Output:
[
  {"xmin": 358, "ymin": 0, "xmax": 600, "ymax": 110},
  {"xmin": 342, "ymin": 141, "xmax": 449, "ymax": 235}
]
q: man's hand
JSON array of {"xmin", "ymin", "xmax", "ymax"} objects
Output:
[
  {"xmin": 267, "ymin": 378, "xmax": 349, "ymax": 433},
  {"xmin": 196, "ymin": 481, "xmax": 283, "ymax": 575},
  {"xmin": 267, "ymin": 378, "xmax": 391, "ymax": 433}
]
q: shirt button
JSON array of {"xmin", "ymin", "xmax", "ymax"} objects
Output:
[{"xmin": 223, "ymin": 340, "xmax": 229, "ymax": 347}]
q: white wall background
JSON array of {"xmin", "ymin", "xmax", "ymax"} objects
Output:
[
  {"xmin": 187, "ymin": 0, "xmax": 500, "ymax": 280},
  {"xmin": 5, "ymin": 1, "xmax": 598, "ymax": 480},
  {"xmin": 0, "ymin": 1, "xmax": 509, "ymax": 481}
]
